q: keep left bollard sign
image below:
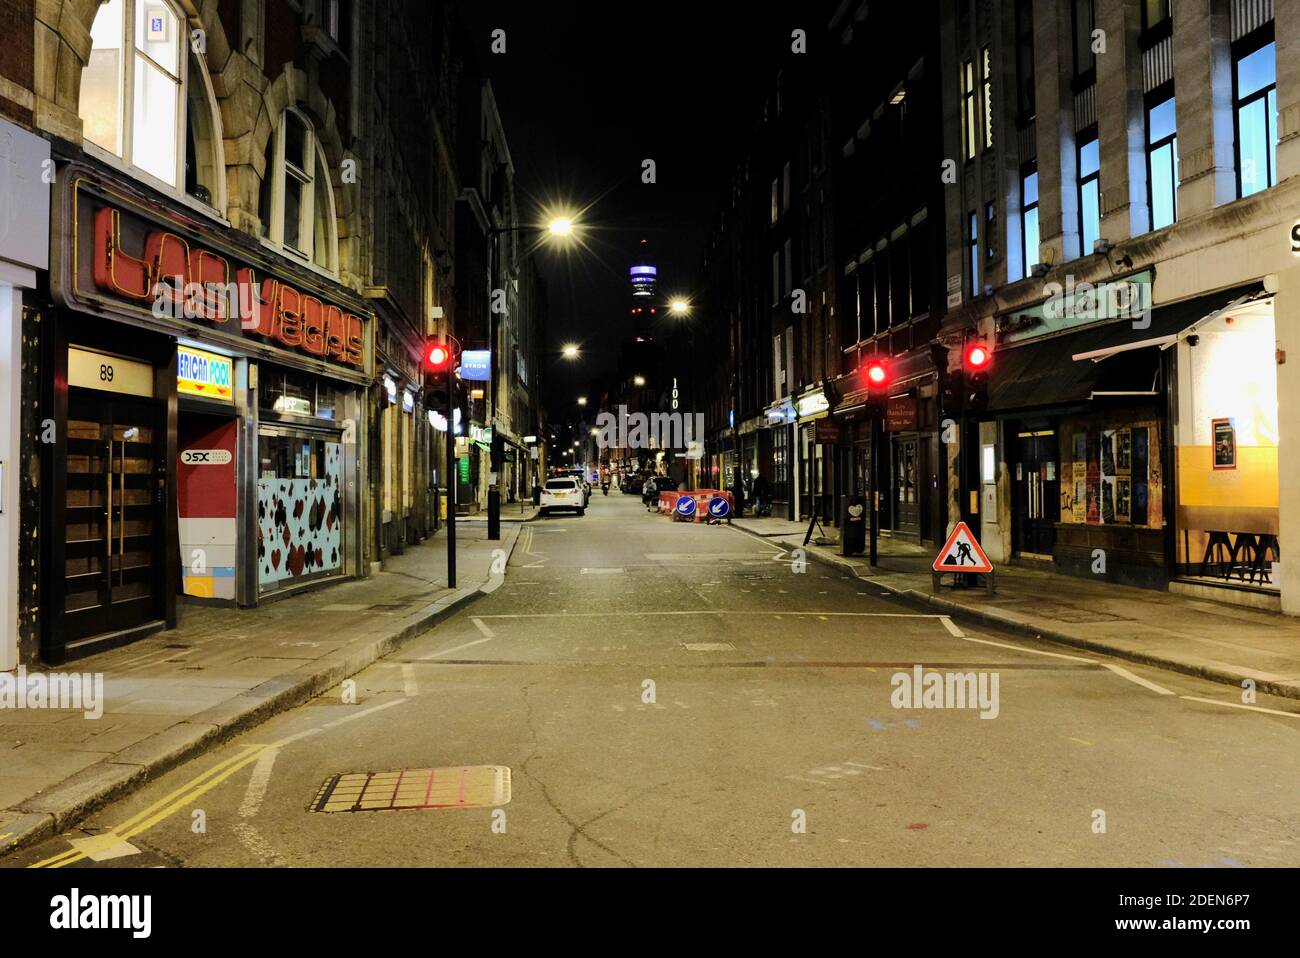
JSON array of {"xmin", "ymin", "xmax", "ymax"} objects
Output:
[
  {"xmin": 674, "ymin": 496, "xmax": 697, "ymax": 519},
  {"xmin": 708, "ymin": 496, "xmax": 730, "ymax": 518}
]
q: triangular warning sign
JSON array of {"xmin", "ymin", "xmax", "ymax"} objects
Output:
[{"xmin": 932, "ymin": 521, "xmax": 993, "ymax": 573}]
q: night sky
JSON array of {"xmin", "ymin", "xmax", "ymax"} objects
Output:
[{"xmin": 459, "ymin": 2, "xmax": 806, "ymax": 417}]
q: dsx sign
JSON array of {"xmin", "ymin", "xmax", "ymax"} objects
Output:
[{"xmin": 180, "ymin": 449, "xmax": 233, "ymax": 465}]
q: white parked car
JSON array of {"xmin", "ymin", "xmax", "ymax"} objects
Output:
[{"xmin": 540, "ymin": 478, "xmax": 586, "ymax": 516}]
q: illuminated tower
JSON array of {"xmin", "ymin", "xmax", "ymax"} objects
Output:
[{"xmin": 628, "ymin": 238, "xmax": 660, "ymax": 322}]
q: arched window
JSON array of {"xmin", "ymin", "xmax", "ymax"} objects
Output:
[
  {"xmin": 78, "ymin": 0, "xmax": 224, "ymax": 207},
  {"xmin": 259, "ymin": 109, "xmax": 339, "ymax": 274}
]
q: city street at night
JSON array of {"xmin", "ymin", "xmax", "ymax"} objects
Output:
[
  {"xmin": 4, "ymin": 492, "xmax": 1297, "ymax": 871},
  {"xmin": 3, "ymin": 0, "xmax": 1300, "ymax": 940}
]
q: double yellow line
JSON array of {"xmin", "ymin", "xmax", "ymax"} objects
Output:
[{"xmin": 30, "ymin": 743, "xmax": 273, "ymax": 869}]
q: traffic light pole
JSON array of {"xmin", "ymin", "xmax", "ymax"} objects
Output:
[
  {"xmin": 868, "ymin": 412, "xmax": 879, "ymax": 566},
  {"xmin": 445, "ymin": 364, "xmax": 457, "ymax": 589}
]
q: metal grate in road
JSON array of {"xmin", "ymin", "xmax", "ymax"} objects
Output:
[{"xmin": 311, "ymin": 765, "xmax": 511, "ymax": 813}]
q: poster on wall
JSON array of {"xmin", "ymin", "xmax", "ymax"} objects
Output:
[
  {"xmin": 1132, "ymin": 427, "xmax": 1150, "ymax": 524},
  {"xmin": 1116, "ymin": 428, "xmax": 1131, "ymax": 474},
  {"xmin": 1115, "ymin": 477, "xmax": 1131, "ymax": 522},
  {"xmin": 1212, "ymin": 418, "xmax": 1237, "ymax": 470},
  {"xmin": 1086, "ymin": 432, "xmax": 1101, "ymax": 524},
  {"xmin": 1072, "ymin": 462, "xmax": 1087, "ymax": 522}
]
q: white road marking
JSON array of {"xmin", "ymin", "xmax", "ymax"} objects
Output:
[
  {"xmin": 401, "ymin": 663, "xmax": 418, "ymax": 697},
  {"xmin": 939, "ymin": 616, "xmax": 964, "ymax": 637},
  {"xmin": 476, "ymin": 610, "xmax": 942, "ymax": 619},
  {"xmin": 786, "ymin": 775, "xmax": 832, "ymax": 786},
  {"xmin": 421, "ymin": 636, "xmax": 494, "ymax": 659},
  {"xmin": 1103, "ymin": 663, "xmax": 1174, "ymax": 695},
  {"xmin": 471, "ymin": 617, "xmax": 495, "ymax": 638},
  {"xmin": 238, "ymin": 747, "xmax": 280, "ymax": 818},
  {"xmin": 957, "ymin": 633, "xmax": 1097, "ymax": 664},
  {"xmin": 843, "ymin": 761, "xmax": 884, "ymax": 770},
  {"xmin": 319, "ymin": 697, "xmax": 408, "ymax": 730},
  {"xmin": 1180, "ymin": 695, "xmax": 1300, "ymax": 718}
]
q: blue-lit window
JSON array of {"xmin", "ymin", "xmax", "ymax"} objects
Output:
[
  {"xmin": 968, "ymin": 210, "xmax": 979, "ymax": 298},
  {"xmin": 1147, "ymin": 96, "xmax": 1178, "ymax": 230},
  {"xmin": 1078, "ymin": 134, "xmax": 1100, "ymax": 254},
  {"xmin": 1234, "ymin": 40, "xmax": 1277, "ymax": 197},
  {"xmin": 1021, "ymin": 168, "xmax": 1039, "ymax": 275}
]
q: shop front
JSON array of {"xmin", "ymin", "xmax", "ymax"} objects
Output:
[
  {"xmin": 983, "ymin": 278, "xmax": 1266, "ymax": 590},
  {"xmin": 40, "ymin": 162, "xmax": 371, "ymax": 662}
]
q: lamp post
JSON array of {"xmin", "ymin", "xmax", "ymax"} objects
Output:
[{"xmin": 484, "ymin": 214, "xmax": 580, "ymax": 540}]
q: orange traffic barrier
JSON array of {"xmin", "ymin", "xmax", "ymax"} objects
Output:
[{"xmin": 659, "ymin": 489, "xmax": 734, "ymax": 522}]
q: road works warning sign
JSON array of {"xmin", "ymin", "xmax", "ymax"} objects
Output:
[{"xmin": 933, "ymin": 521, "xmax": 993, "ymax": 573}]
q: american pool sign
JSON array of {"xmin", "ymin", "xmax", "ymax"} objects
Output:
[{"xmin": 177, "ymin": 345, "xmax": 233, "ymax": 401}]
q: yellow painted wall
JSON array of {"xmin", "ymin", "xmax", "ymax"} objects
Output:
[{"xmin": 1177, "ymin": 445, "xmax": 1278, "ymax": 507}]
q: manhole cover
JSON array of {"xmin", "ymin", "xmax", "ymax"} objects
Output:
[{"xmin": 311, "ymin": 765, "xmax": 511, "ymax": 813}]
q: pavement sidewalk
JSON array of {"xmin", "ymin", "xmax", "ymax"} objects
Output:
[
  {"xmin": 0, "ymin": 520, "xmax": 527, "ymax": 860},
  {"xmin": 730, "ymin": 515, "xmax": 1300, "ymax": 701}
]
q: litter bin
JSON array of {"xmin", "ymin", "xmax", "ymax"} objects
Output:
[
  {"xmin": 840, "ymin": 495, "xmax": 867, "ymax": 556},
  {"xmin": 532, "ymin": 483, "xmax": 542, "ymax": 506}
]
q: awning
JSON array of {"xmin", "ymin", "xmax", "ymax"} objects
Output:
[{"xmin": 986, "ymin": 283, "xmax": 1265, "ymax": 412}]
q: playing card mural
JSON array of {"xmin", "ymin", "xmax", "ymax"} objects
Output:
[{"xmin": 257, "ymin": 440, "xmax": 343, "ymax": 590}]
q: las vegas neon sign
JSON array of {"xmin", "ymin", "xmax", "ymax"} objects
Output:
[{"xmin": 93, "ymin": 206, "xmax": 364, "ymax": 367}]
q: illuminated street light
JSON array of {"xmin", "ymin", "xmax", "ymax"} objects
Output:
[
  {"xmin": 633, "ymin": 375, "xmax": 646, "ymax": 387},
  {"xmin": 548, "ymin": 217, "xmax": 574, "ymax": 236},
  {"xmin": 562, "ymin": 344, "xmax": 580, "ymax": 359},
  {"xmin": 577, "ymin": 396, "xmax": 588, "ymax": 406},
  {"xmin": 669, "ymin": 298, "xmax": 691, "ymax": 316}
]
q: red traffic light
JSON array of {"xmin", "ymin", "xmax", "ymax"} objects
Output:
[
  {"xmin": 964, "ymin": 342, "xmax": 991, "ymax": 371},
  {"xmin": 425, "ymin": 341, "xmax": 451, "ymax": 370},
  {"xmin": 864, "ymin": 358, "xmax": 890, "ymax": 388}
]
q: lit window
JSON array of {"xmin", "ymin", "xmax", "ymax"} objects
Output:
[
  {"xmin": 260, "ymin": 109, "xmax": 339, "ymax": 272},
  {"xmin": 1146, "ymin": 96, "xmax": 1178, "ymax": 230},
  {"xmin": 1074, "ymin": 0, "xmax": 1096, "ymax": 79},
  {"xmin": 1078, "ymin": 134, "xmax": 1100, "ymax": 254},
  {"xmin": 78, "ymin": 0, "xmax": 222, "ymax": 204},
  {"xmin": 968, "ymin": 210, "xmax": 979, "ymax": 298},
  {"xmin": 962, "ymin": 60, "xmax": 977, "ymax": 159},
  {"xmin": 981, "ymin": 47, "xmax": 993, "ymax": 150},
  {"xmin": 1021, "ymin": 167, "xmax": 1040, "ymax": 276},
  {"xmin": 1234, "ymin": 40, "xmax": 1277, "ymax": 198}
]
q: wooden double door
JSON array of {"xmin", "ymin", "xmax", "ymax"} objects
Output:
[{"xmin": 53, "ymin": 389, "xmax": 167, "ymax": 659}]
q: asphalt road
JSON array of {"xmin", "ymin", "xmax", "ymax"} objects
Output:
[{"xmin": 9, "ymin": 491, "xmax": 1300, "ymax": 868}]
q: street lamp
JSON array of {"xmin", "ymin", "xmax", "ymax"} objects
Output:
[
  {"xmin": 548, "ymin": 217, "xmax": 574, "ymax": 237},
  {"xmin": 633, "ymin": 375, "xmax": 646, "ymax": 387},
  {"xmin": 562, "ymin": 343, "xmax": 580, "ymax": 360},
  {"xmin": 669, "ymin": 298, "xmax": 691, "ymax": 316},
  {"xmin": 577, "ymin": 396, "xmax": 587, "ymax": 407}
]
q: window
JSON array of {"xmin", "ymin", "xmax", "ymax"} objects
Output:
[
  {"xmin": 962, "ymin": 59, "xmax": 977, "ymax": 159},
  {"xmin": 910, "ymin": 219, "xmax": 930, "ymax": 317},
  {"xmin": 985, "ymin": 202, "xmax": 997, "ymax": 263},
  {"xmin": 967, "ymin": 211, "xmax": 979, "ymax": 298},
  {"xmin": 1141, "ymin": 0, "xmax": 1171, "ymax": 32},
  {"xmin": 890, "ymin": 238, "xmax": 909, "ymax": 324},
  {"xmin": 1078, "ymin": 134, "xmax": 1100, "ymax": 254},
  {"xmin": 981, "ymin": 47, "xmax": 993, "ymax": 150},
  {"xmin": 875, "ymin": 246, "xmax": 891, "ymax": 330},
  {"xmin": 78, "ymin": 0, "xmax": 223, "ymax": 204},
  {"xmin": 1146, "ymin": 96, "xmax": 1178, "ymax": 229},
  {"xmin": 783, "ymin": 238, "xmax": 793, "ymax": 294},
  {"xmin": 771, "ymin": 251, "xmax": 781, "ymax": 305},
  {"xmin": 1073, "ymin": 0, "xmax": 1096, "ymax": 80},
  {"xmin": 1021, "ymin": 167, "xmax": 1040, "ymax": 275},
  {"xmin": 1234, "ymin": 39, "xmax": 1278, "ymax": 198},
  {"xmin": 770, "ymin": 179, "xmax": 779, "ymax": 223},
  {"xmin": 260, "ymin": 109, "xmax": 339, "ymax": 272},
  {"xmin": 1015, "ymin": 0, "xmax": 1036, "ymax": 119},
  {"xmin": 782, "ymin": 162, "xmax": 791, "ymax": 212}
]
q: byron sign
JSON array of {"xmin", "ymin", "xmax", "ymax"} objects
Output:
[{"xmin": 52, "ymin": 168, "xmax": 369, "ymax": 376}]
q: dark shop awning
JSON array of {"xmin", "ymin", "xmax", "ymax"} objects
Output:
[{"xmin": 986, "ymin": 283, "xmax": 1266, "ymax": 412}]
